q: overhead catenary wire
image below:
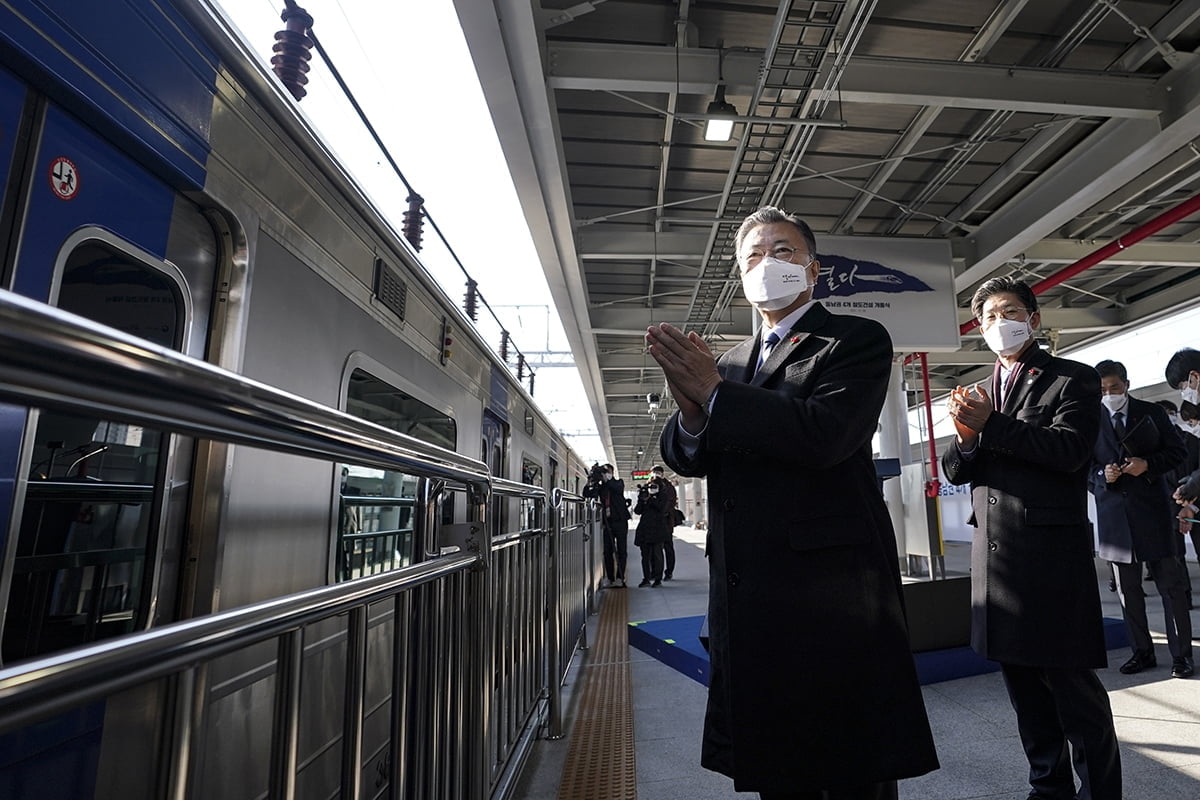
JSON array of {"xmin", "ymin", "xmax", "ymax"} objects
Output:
[{"xmin": 281, "ymin": 3, "xmax": 537, "ymax": 391}]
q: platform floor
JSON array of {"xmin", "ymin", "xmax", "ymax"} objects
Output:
[{"xmin": 515, "ymin": 530, "xmax": 1200, "ymax": 799}]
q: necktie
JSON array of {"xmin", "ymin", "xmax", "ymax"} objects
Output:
[
  {"xmin": 756, "ymin": 331, "xmax": 780, "ymax": 373},
  {"xmin": 1113, "ymin": 411, "xmax": 1126, "ymax": 440}
]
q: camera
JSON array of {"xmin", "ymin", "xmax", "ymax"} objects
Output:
[{"xmin": 588, "ymin": 463, "xmax": 606, "ymax": 485}]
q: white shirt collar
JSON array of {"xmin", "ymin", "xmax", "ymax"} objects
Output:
[{"xmin": 762, "ymin": 299, "xmax": 817, "ymax": 345}]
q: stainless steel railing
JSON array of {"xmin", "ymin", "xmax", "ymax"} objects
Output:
[{"xmin": 0, "ymin": 289, "xmax": 595, "ymax": 799}]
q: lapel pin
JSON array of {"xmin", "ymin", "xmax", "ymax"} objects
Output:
[{"xmin": 790, "ymin": 336, "xmax": 799, "ymax": 343}]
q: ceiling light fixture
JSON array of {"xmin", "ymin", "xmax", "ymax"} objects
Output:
[{"xmin": 704, "ymin": 85, "xmax": 737, "ymax": 142}]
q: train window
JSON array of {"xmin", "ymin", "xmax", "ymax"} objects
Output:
[
  {"xmin": 2, "ymin": 244, "xmax": 183, "ymax": 663},
  {"xmin": 337, "ymin": 369, "xmax": 457, "ymax": 581},
  {"xmin": 520, "ymin": 456, "xmax": 542, "ymax": 487}
]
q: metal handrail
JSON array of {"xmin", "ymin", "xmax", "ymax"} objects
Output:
[
  {"xmin": 0, "ymin": 288, "xmax": 497, "ymax": 798},
  {"xmin": 0, "ymin": 553, "xmax": 473, "ymax": 734},
  {"xmin": 0, "ymin": 288, "xmax": 490, "ymax": 488}
]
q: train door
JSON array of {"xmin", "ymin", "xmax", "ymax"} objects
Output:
[
  {"xmin": 0, "ymin": 100, "xmax": 218, "ymax": 665},
  {"xmin": 481, "ymin": 409, "xmax": 508, "ymax": 479},
  {"xmin": 481, "ymin": 409, "xmax": 509, "ymax": 535}
]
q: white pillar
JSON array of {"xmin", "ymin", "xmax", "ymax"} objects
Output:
[
  {"xmin": 691, "ymin": 476, "xmax": 707, "ymax": 529},
  {"xmin": 878, "ymin": 360, "xmax": 911, "ymax": 564}
]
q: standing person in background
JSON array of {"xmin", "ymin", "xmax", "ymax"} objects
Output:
[
  {"xmin": 650, "ymin": 465, "xmax": 679, "ymax": 579},
  {"xmin": 1166, "ymin": 348, "xmax": 1200, "ymax": 507},
  {"xmin": 633, "ymin": 481, "xmax": 670, "ymax": 587},
  {"xmin": 942, "ymin": 276, "xmax": 1121, "ymax": 800},
  {"xmin": 1089, "ymin": 361, "xmax": 1191, "ymax": 679},
  {"xmin": 648, "ymin": 205, "xmax": 937, "ymax": 798},
  {"xmin": 1156, "ymin": 399, "xmax": 1199, "ymax": 610},
  {"xmin": 582, "ymin": 463, "xmax": 630, "ymax": 588}
]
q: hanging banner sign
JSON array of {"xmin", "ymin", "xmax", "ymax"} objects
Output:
[{"xmin": 815, "ymin": 235, "xmax": 959, "ymax": 352}]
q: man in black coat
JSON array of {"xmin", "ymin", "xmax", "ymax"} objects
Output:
[
  {"xmin": 1158, "ymin": 399, "xmax": 1200, "ymax": 609},
  {"xmin": 942, "ymin": 277, "xmax": 1121, "ymax": 800},
  {"xmin": 649, "ymin": 465, "xmax": 679, "ymax": 579},
  {"xmin": 582, "ymin": 463, "xmax": 630, "ymax": 587},
  {"xmin": 647, "ymin": 206, "xmax": 937, "ymax": 798},
  {"xmin": 1166, "ymin": 347, "xmax": 1200, "ymax": 507},
  {"xmin": 1089, "ymin": 360, "xmax": 1191, "ymax": 678}
]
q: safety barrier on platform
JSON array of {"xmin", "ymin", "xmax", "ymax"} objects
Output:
[{"xmin": 0, "ymin": 289, "xmax": 598, "ymax": 799}]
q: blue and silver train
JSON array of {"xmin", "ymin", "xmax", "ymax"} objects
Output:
[{"xmin": 0, "ymin": 1, "xmax": 599, "ymax": 797}]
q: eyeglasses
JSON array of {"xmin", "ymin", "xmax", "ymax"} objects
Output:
[
  {"xmin": 741, "ymin": 245, "xmax": 811, "ymax": 268},
  {"xmin": 977, "ymin": 305, "xmax": 1030, "ymax": 329}
]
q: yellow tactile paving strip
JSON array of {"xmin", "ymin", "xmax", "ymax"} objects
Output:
[{"xmin": 556, "ymin": 588, "xmax": 637, "ymax": 799}]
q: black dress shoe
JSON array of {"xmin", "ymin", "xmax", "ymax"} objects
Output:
[
  {"xmin": 637, "ymin": 579, "xmax": 651, "ymax": 588},
  {"xmin": 1119, "ymin": 650, "xmax": 1157, "ymax": 674},
  {"xmin": 1172, "ymin": 657, "xmax": 1195, "ymax": 678}
]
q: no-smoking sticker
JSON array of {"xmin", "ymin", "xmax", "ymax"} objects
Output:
[{"xmin": 49, "ymin": 156, "xmax": 79, "ymax": 200}]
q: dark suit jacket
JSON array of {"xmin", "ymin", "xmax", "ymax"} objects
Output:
[
  {"xmin": 941, "ymin": 346, "xmax": 1106, "ymax": 668},
  {"xmin": 660, "ymin": 303, "xmax": 937, "ymax": 792},
  {"xmin": 1089, "ymin": 397, "xmax": 1186, "ymax": 563}
]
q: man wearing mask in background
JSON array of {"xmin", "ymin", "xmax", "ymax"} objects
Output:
[
  {"xmin": 1164, "ymin": 348, "xmax": 1200, "ymax": 610},
  {"xmin": 1166, "ymin": 348, "xmax": 1200, "ymax": 507},
  {"xmin": 1155, "ymin": 399, "xmax": 1199, "ymax": 611},
  {"xmin": 942, "ymin": 276, "xmax": 1121, "ymax": 800},
  {"xmin": 647, "ymin": 206, "xmax": 937, "ymax": 799},
  {"xmin": 1089, "ymin": 360, "xmax": 1190, "ymax": 679},
  {"xmin": 650, "ymin": 465, "xmax": 679, "ymax": 579},
  {"xmin": 582, "ymin": 463, "xmax": 630, "ymax": 587}
]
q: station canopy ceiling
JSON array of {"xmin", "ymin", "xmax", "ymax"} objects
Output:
[{"xmin": 454, "ymin": 0, "xmax": 1200, "ymax": 476}]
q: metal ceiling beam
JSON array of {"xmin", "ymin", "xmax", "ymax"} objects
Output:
[
  {"xmin": 1109, "ymin": 3, "xmax": 1200, "ymax": 73},
  {"xmin": 581, "ymin": 231, "xmax": 1200, "ymax": 268},
  {"xmin": 1017, "ymin": 238, "xmax": 1200, "ymax": 266},
  {"xmin": 578, "ymin": 230, "xmax": 709, "ymax": 260},
  {"xmin": 955, "ymin": 306, "xmax": 1122, "ymax": 330},
  {"xmin": 545, "ymin": 43, "xmax": 1161, "ymax": 118},
  {"xmin": 590, "ymin": 306, "xmax": 751, "ymax": 337},
  {"xmin": 832, "ymin": 0, "xmax": 1031, "ymax": 234},
  {"xmin": 953, "ymin": 54, "xmax": 1200, "ymax": 293}
]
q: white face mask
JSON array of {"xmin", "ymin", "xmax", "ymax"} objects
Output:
[
  {"xmin": 740, "ymin": 256, "xmax": 810, "ymax": 312},
  {"xmin": 1181, "ymin": 373, "xmax": 1199, "ymax": 407},
  {"xmin": 647, "ymin": 486, "xmax": 659, "ymax": 495},
  {"xmin": 982, "ymin": 317, "xmax": 1032, "ymax": 357},
  {"xmin": 1100, "ymin": 393, "xmax": 1127, "ymax": 413},
  {"xmin": 602, "ymin": 472, "xmax": 613, "ymax": 481},
  {"xmin": 1168, "ymin": 413, "xmax": 1181, "ymax": 427}
]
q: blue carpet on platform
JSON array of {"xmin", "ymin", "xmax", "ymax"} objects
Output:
[{"xmin": 629, "ymin": 616, "xmax": 1130, "ymax": 687}]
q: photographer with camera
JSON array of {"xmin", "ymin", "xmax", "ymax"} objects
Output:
[
  {"xmin": 633, "ymin": 480, "xmax": 670, "ymax": 587},
  {"xmin": 649, "ymin": 465, "xmax": 680, "ymax": 579},
  {"xmin": 582, "ymin": 463, "xmax": 630, "ymax": 587}
]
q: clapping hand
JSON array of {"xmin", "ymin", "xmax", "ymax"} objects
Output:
[{"xmin": 947, "ymin": 383, "xmax": 993, "ymax": 449}]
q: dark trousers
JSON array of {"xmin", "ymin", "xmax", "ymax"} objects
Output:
[
  {"xmin": 663, "ymin": 535, "xmax": 675, "ymax": 577},
  {"xmin": 602, "ymin": 523, "xmax": 628, "ymax": 581},
  {"xmin": 759, "ymin": 781, "xmax": 897, "ymax": 800},
  {"xmin": 1000, "ymin": 663, "xmax": 1122, "ymax": 800},
  {"xmin": 639, "ymin": 542, "xmax": 663, "ymax": 582},
  {"xmin": 1113, "ymin": 556, "xmax": 1192, "ymax": 658}
]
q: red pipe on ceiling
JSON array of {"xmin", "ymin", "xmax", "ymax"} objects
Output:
[{"xmin": 959, "ymin": 190, "xmax": 1200, "ymax": 336}]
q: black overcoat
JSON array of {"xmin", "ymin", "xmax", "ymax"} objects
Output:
[
  {"xmin": 1089, "ymin": 397, "xmax": 1186, "ymax": 564},
  {"xmin": 941, "ymin": 346, "xmax": 1106, "ymax": 668},
  {"xmin": 633, "ymin": 491, "xmax": 671, "ymax": 545},
  {"xmin": 661, "ymin": 303, "xmax": 938, "ymax": 792}
]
